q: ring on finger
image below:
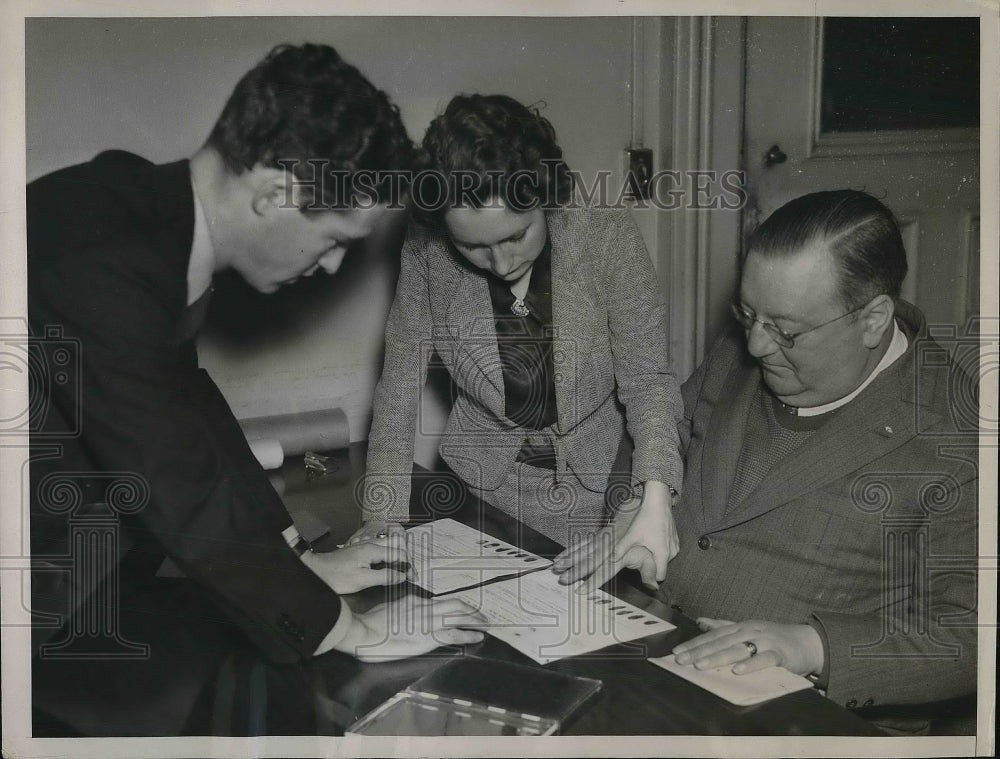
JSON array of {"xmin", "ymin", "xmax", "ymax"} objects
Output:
[{"xmin": 742, "ymin": 640, "xmax": 758, "ymax": 657}]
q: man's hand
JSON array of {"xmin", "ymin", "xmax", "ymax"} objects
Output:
[
  {"xmin": 300, "ymin": 538, "xmax": 409, "ymax": 594},
  {"xmin": 550, "ymin": 480, "xmax": 679, "ymax": 592},
  {"xmin": 347, "ymin": 520, "xmax": 407, "ymax": 545},
  {"xmin": 331, "ymin": 596, "xmax": 488, "ymax": 662},
  {"xmin": 672, "ymin": 617, "xmax": 825, "ymax": 677}
]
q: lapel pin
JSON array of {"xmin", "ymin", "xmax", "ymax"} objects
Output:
[{"xmin": 876, "ymin": 424, "xmax": 894, "ymax": 438}]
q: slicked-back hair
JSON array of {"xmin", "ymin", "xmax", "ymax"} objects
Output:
[
  {"xmin": 746, "ymin": 190, "xmax": 908, "ymax": 309},
  {"xmin": 207, "ymin": 43, "xmax": 416, "ymax": 209},
  {"xmin": 415, "ymin": 94, "xmax": 573, "ymax": 229}
]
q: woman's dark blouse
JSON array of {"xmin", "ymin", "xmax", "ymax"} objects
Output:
[{"xmin": 485, "ymin": 238, "xmax": 559, "ymax": 436}]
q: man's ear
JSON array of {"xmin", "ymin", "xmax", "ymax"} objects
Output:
[
  {"xmin": 861, "ymin": 294, "xmax": 895, "ymax": 348},
  {"xmin": 249, "ymin": 169, "xmax": 293, "ymax": 217}
]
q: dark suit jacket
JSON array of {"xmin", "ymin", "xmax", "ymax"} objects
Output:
[
  {"xmin": 28, "ymin": 151, "xmax": 341, "ymax": 663},
  {"xmin": 364, "ymin": 207, "xmax": 684, "ymax": 521},
  {"xmin": 661, "ymin": 301, "xmax": 978, "ymax": 709}
]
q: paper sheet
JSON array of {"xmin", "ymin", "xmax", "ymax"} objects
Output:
[
  {"xmin": 452, "ymin": 570, "xmax": 675, "ymax": 664},
  {"xmin": 406, "ymin": 519, "xmax": 552, "ymax": 595},
  {"xmin": 647, "ymin": 654, "xmax": 815, "ymax": 706}
]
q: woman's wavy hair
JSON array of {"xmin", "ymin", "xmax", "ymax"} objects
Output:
[
  {"xmin": 413, "ymin": 94, "xmax": 574, "ymax": 229},
  {"xmin": 208, "ymin": 43, "xmax": 416, "ymax": 210}
]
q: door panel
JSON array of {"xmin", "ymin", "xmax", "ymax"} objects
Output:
[{"xmin": 743, "ymin": 17, "xmax": 980, "ymax": 328}]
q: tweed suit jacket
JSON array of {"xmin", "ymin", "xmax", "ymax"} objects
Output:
[
  {"xmin": 660, "ymin": 301, "xmax": 978, "ymax": 708},
  {"xmin": 364, "ymin": 207, "xmax": 684, "ymax": 523},
  {"xmin": 28, "ymin": 151, "xmax": 343, "ymax": 663}
]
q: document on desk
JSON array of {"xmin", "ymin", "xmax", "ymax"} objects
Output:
[
  {"xmin": 405, "ymin": 519, "xmax": 551, "ymax": 595},
  {"xmin": 647, "ymin": 654, "xmax": 814, "ymax": 706},
  {"xmin": 452, "ymin": 569, "xmax": 675, "ymax": 664}
]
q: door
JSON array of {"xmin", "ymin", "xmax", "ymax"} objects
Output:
[{"xmin": 743, "ymin": 16, "xmax": 980, "ymax": 329}]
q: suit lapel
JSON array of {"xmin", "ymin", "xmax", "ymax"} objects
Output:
[
  {"xmin": 547, "ymin": 210, "xmax": 593, "ymax": 434},
  {"xmin": 442, "ymin": 252, "xmax": 506, "ymax": 415},
  {"xmin": 151, "ymin": 159, "xmax": 199, "ymax": 345},
  {"xmin": 700, "ymin": 357, "xmax": 760, "ymax": 531},
  {"xmin": 717, "ymin": 355, "xmax": 929, "ymax": 530}
]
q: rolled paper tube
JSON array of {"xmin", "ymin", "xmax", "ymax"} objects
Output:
[
  {"xmin": 248, "ymin": 438, "xmax": 284, "ymax": 470},
  {"xmin": 240, "ymin": 408, "xmax": 350, "ymax": 457}
]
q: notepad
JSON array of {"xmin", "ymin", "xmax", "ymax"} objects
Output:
[
  {"xmin": 406, "ymin": 519, "xmax": 551, "ymax": 595},
  {"xmin": 453, "ymin": 569, "xmax": 675, "ymax": 664},
  {"xmin": 647, "ymin": 654, "xmax": 815, "ymax": 706}
]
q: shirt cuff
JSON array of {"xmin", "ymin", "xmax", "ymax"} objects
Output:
[
  {"xmin": 632, "ymin": 479, "xmax": 680, "ymax": 500},
  {"xmin": 281, "ymin": 523, "xmax": 300, "ymax": 546},
  {"xmin": 282, "ymin": 524, "xmax": 310, "ymax": 556},
  {"xmin": 807, "ymin": 614, "xmax": 832, "ymax": 691},
  {"xmin": 313, "ymin": 601, "xmax": 354, "ymax": 656}
]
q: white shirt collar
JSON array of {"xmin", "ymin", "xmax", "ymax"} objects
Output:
[
  {"xmin": 795, "ymin": 320, "xmax": 909, "ymax": 417},
  {"xmin": 186, "ymin": 174, "xmax": 215, "ymax": 305}
]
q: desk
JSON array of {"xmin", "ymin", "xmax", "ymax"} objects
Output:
[
  {"xmin": 273, "ymin": 443, "xmax": 885, "ymax": 737},
  {"xmin": 32, "ymin": 443, "xmax": 885, "ymax": 737}
]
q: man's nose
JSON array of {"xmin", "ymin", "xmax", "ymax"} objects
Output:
[
  {"xmin": 317, "ymin": 247, "xmax": 346, "ymax": 275},
  {"xmin": 746, "ymin": 322, "xmax": 779, "ymax": 358}
]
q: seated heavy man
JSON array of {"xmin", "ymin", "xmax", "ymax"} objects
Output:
[{"xmin": 664, "ymin": 190, "xmax": 978, "ymax": 732}]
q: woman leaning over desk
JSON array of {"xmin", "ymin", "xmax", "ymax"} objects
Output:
[{"xmin": 358, "ymin": 94, "xmax": 684, "ymax": 588}]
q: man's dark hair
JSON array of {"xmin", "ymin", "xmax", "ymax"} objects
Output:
[
  {"xmin": 207, "ymin": 43, "xmax": 415, "ymax": 209},
  {"xmin": 415, "ymin": 94, "xmax": 573, "ymax": 228},
  {"xmin": 746, "ymin": 190, "xmax": 909, "ymax": 308}
]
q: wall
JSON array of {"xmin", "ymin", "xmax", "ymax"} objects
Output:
[{"xmin": 25, "ymin": 16, "xmax": 651, "ymax": 456}]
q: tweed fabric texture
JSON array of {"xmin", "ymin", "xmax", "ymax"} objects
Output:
[
  {"xmin": 725, "ymin": 386, "xmax": 820, "ymax": 516},
  {"xmin": 659, "ymin": 302, "xmax": 978, "ymax": 708},
  {"xmin": 363, "ymin": 207, "xmax": 683, "ymax": 528}
]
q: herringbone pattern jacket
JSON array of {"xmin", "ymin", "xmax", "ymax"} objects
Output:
[{"xmin": 363, "ymin": 207, "xmax": 684, "ymax": 521}]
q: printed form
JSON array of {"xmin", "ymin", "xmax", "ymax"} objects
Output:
[
  {"xmin": 405, "ymin": 520, "xmax": 674, "ymax": 664},
  {"xmin": 452, "ymin": 569, "xmax": 674, "ymax": 664},
  {"xmin": 406, "ymin": 518, "xmax": 552, "ymax": 595}
]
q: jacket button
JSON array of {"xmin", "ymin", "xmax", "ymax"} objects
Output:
[
  {"xmin": 697, "ymin": 536, "xmax": 711, "ymax": 550},
  {"xmin": 862, "ymin": 698, "xmax": 874, "ymax": 708},
  {"xmin": 846, "ymin": 699, "xmax": 857, "ymax": 709}
]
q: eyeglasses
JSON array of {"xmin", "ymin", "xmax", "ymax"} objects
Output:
[{"xmin": 729, "ymin": 301, "xmax": 868, "ymax": 349}]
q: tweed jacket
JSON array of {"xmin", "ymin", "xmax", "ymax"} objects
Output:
[
  {"xmin": 660, "ymin": 301, "xmax": 978, "ymax": 708},
  {"xmin": 364, "ymin": 207, "xmax": 684, "ymax": 522},
  {"xmin": 28, "ymin": 151, "xmax": 343, "ymax": 663}
]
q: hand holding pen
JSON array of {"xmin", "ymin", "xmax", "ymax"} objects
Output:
[{"xmin": 301, "ymin": 530, "xmax": 411, "ymax": 594}]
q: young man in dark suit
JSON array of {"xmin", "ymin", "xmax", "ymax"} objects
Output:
[{"xmin": 28, "ymin": 43, "xmax": 483, "ymax": 735}]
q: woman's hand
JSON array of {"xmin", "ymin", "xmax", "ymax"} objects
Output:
[
  {"xmin": 331, "ymin": 596, "xmax": 488, "ymax": 662},
  {"xmin": 672, "ymin": 617, "xmax": 825, "ymax": 677},
  {"xmin": 550, "ymin": 480, "xmax": 679, "ymax": 592},
  {"xmin": 300, "ymin": 538, "xmax": 409, "ymax": 594}
]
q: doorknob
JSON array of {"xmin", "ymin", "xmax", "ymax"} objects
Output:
[{"xmin": 764, "ymin": 144, "xmax": 787, "ymax": 167}]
